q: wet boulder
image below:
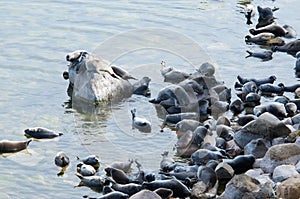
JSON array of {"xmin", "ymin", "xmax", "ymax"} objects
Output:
[
  {"xmin": 260, "ymin": 143, "xmax": 300, "ymax": 173},
  {"xmin": 276, "ymin": 176, "xmax": 300, "ymax": 199},
  {"xmin": 234, "ymin": 112, "xmax": 291, "ymax": 148}
]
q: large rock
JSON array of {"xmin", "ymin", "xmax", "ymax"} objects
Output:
[
  {"xmin": 272, "ymin": 165, "xmax": 299, "ymax": 182},
  {"xmin": 217, "ymin": 174, "xmax": 274, "ymax": 199},
  {"xmin": 260, "ymin": 143, "xmax": 300, "ymax": 173},
  {"xmin": 66, "ymin": 50, "xmax": 134, "ymax": 103},
  {"xmin": 276, "ymin": 176, "xmax": 300, "ymax": 199},
  {"xmin": 244, "ymin": 138, "xmax": 270, "ymax": 158},
  {"xmin": 215, "ymin": 162, "xmax": 234, "ymax": 180},
  {"xmin": 234, "ymin": 112, "xmax": 291, "ymax": 148}
]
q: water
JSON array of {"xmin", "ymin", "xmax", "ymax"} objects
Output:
[{"xmin": 0, "ymin": 0, "xmax": 299, "ymax": 198}]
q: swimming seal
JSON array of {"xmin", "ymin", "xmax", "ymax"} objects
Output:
[
  {"xmin": 246, "ymin": 50, "xmax": 272, "ymax": 61},
  {"xmin": 24, "ymin": 127, "xmax": 63, "ymax": 139},
  {"xmin": 0, "ymin": 139, "xmax": 32, "ymax": 153},
  {"xmin": 55, "ymin": 151, "xmax": 70, "ymax": 167},
  {"xmin": 131, "ymin": 109, "xmax": 151, "ymax": 133}
]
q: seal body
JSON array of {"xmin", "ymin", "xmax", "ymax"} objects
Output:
[
  {"xmin": 0, "ymin": 139, "xmax": 31, "ymax": 153},
  {"xmin": 142, "ymin": 178, "xmax": 191, "ymax": 198},
  {"xmin": 24, "ymin": 127, "xmax": 63, "ymax": 139}
]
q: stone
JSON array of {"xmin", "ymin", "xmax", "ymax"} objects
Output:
[
  {"xmin": 234, "ymin": 112, "xmax": 291, "ymax": 148},
  {"xmin": 215, "ymin": 162, "xmax": 234, "ymax": 180},
  {"xmin": 272, "ymin": 165, "xmax": 299, "ymax": 182},
  {"xmin": 217, "ymin": 174, "xmax": 275, "ymax": 199},
  {"xmin": 260, "ymin": 143, "xmax": 300, "ymax": 173},
  {"xmin": 276, "ymin": 176, "xmax": 300, "ymax": 199},
  {"xmin": 244, "ymin": 138, "xmax": 270, "ymax": 158},
  {"xmin": 191, "ymin": 180, "xmax": 218, "ymax": 199}
]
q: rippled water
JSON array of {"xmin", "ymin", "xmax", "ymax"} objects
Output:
[{"xmin": 1, "ymin": 0, "xmax": 300, "ymax": 198}]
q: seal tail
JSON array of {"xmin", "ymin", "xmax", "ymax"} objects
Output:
[
  {"xmin": 131, "ymin": 109, "xmax": 136, "ymax": 120},
  {"xmin": 245, "ymin": 50, "xmax": 253, "ymax": 58}
]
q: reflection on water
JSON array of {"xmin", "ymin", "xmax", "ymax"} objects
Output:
[{"xmin": 1, "ymin": 0, "xmax": 300, "ymax": 198}]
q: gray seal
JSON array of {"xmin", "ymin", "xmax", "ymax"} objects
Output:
[
  {"xmin": 0, "ymin": 139, "xmax": 32, "ymax": 153},
  {"xmin": 142, "ymin": 178, "xmax": 191, "ymax": 198},
  {"xmin": 24, "ymin": 127, "xmax": 63, "ymax": 139},
  {"xmin": 246, "ymin": 50, "xmax": 272, "ymax": 61}
]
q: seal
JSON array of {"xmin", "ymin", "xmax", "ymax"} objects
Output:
[
  {"xmin": 129, "ymin": 190, "xmax": 161, "ymax": 199},
  {"xmin": 197, "ymin": 165, "xmax": 217, "ymax": 192},
  {"xmin": 283, "ymin": 24, "xmax": 297, "ymax": 39},
  {"xmin": 249, "ymin": 24, "xmax": 287, "ymax": 37},
  {"xmin": 245, "ymin": 33, "xmax": 276, "ymax": 45},
  {"xmin": 109, "ymin": 159, "xmax": 134, "ymax": 173},
  {"xmin": 55, "ymin": 151, "xmax": 70, "ymax": 176},
  {"xmin": 77, "ymin": 162, "xmax": 96, "ymax": 176},
  {"xmin": 160, "ymin": 61, "xmax": 190, "ymax": 84},
  {"xmin": 272, "ymin": 39, "xmax": 300, "ymax": 55},
  {"xmin": 295, "ymin": 52, "xmax": 300, "ymax": 77},
  {"xmin": 24, "ymin": 127, "xmax": 63, "ymax": 139},
  {"xmin": 223, "ymin": 154, "xmax": 255, "ymax": 174},
  {"xmin": 259, "ymin": 83, "xmax": 284, "ymax": 95},
  {"xmin": 76, "ymin": 173, "xmax": 105, "ymax": 187},
  {"xmin": 245, "ymin": 50, "xmax": 273, "ymax": 61},
  {"xmin": 191, "ymin": 149, "xmax": 226, "ymax": 165},
  {"xmin": 55, "ymin": 151, "xmax": 70, "ymax": 167},
  {"xmin": 111, "ymin": 66, "xmax": 137, "ymax": 80},
  {"xmin": 142, "ymin": 178, "xmax": 191, "ymax": 198},
  {"xmin": 105, "ymin": 167, "xmax": 137, "ymax": 184},
  {"xmin": 86, "ymin": 191, "xmax": 129, "ymax": 199},
  {"xmin": 0, "ymin": 139, "xmax": 32, "ymax": 153},
  {"xmin": 130, "ymin": 109, "xmax": 151, "ymax": 133},
  {"xmin": 244, "ymin": 4, "xmax": 255, "ymax": 25},
  {"xmin": 111, "ymin": 182, "xmax": 142, "ymax": 196},
  {"xmin": 237, "ymin": 75, "xmax": 276, "ymax": 86},
  {"xmin": 160, "ymin": 151, "xmax": 176, "ymax": 172},
  {"xmin": 153, "ymin": 188, "xmax": 173, "ymax": 199},
  {"xmin": 78, "ymin": 155, "xmax": 100, "ymax": 170}
]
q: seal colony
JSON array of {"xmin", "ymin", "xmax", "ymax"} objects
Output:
[
  {"xmin": 56, "ymin": 4, "xmax": 300, "ymax": 197},
  {"xmin": 59, "ymin": 4, "xmax": 300, "ymax": 199},
  {"xmin": 3, "ymin": 2, "xmax": 300, "ymax": 199}
]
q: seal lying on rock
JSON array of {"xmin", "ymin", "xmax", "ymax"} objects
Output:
[{"xmin": 64, "ymin": 50, "xmax": 151, "ymax": 103}]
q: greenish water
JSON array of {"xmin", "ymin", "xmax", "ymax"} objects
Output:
[{"xmin": 0, "ymin": 0, "xmax": 300, "ymax": 198}]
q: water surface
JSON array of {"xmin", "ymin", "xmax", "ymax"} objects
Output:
[{"xmin": 0, "ymin": 0, "xmax": 300, "ymax": 198}]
